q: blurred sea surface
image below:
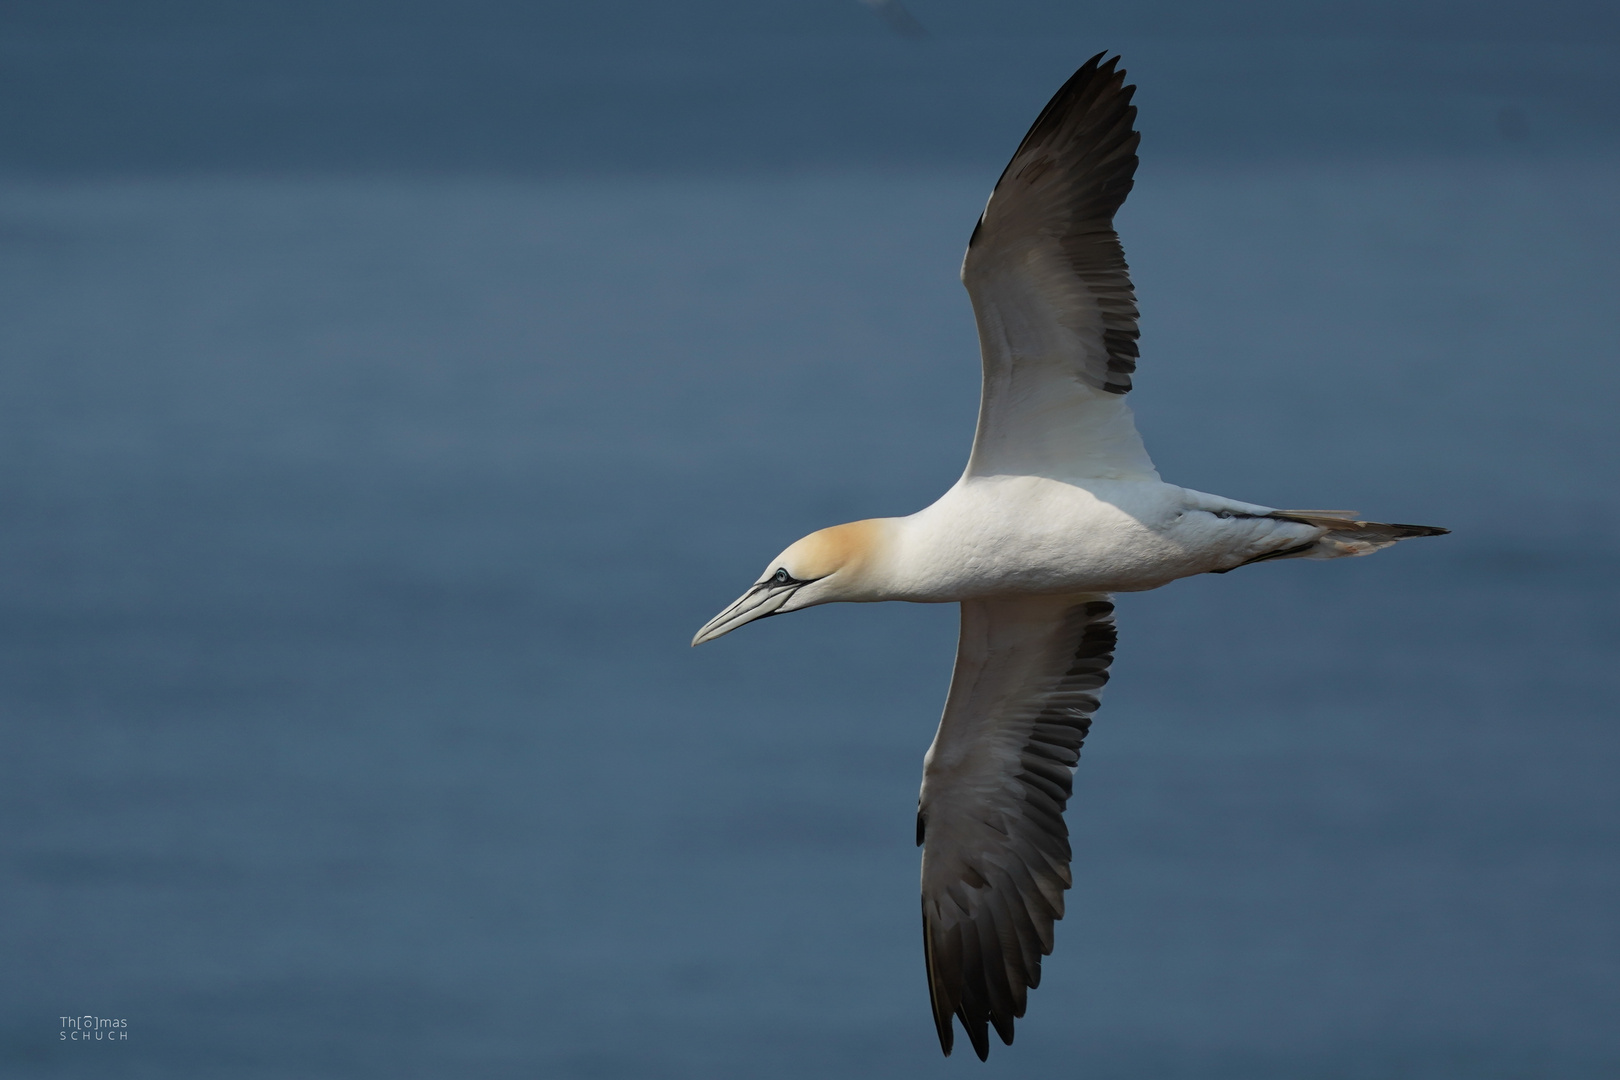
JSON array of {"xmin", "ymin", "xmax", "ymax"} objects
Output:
[{"xmin": 1, "ymin": 14, "xmax": 1617, "ymax": 1080}]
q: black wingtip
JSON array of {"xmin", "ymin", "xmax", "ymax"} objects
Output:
[
  {"xmin": 965, "ymin": 50, "xmax": 1137, "ymax": 260},
  {"xmin": 923, "ymin": 905, "xmax": 956, "ymax": 1056},
  {"xmin": 960, "ymin": 1008, "xmax": 991, "ymax": 1061}
]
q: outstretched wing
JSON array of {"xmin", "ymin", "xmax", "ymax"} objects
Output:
[
  {"xmin": 962, "ymin": 53, "xmax": 1156, "ymax": 482},
  {"xmin": 917, "ymin": 595, "xmax": 1117, "ymax": 1059}
]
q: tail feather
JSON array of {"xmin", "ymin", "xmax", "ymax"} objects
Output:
[{"xmin": 1271, "ymin": 510, "xmax": 1449, "ymax": 559}]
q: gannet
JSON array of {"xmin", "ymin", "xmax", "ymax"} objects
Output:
[{"xmin": 691, "ymin": 53, "xmax": 1447, "ymax": 1060}]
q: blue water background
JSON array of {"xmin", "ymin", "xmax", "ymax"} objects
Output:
[{"xmin": 2, "ymin": 10, "xmax": 1618, "ymax": 1078}]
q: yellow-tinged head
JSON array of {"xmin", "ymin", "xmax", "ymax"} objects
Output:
[{"xmin": 691, "ymin": 519, "xmax": 895, "ymax": 646}]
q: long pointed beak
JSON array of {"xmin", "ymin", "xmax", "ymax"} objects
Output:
[{"xmin": 691, "ymin": 581, "xmax": 801, "ymax": 646}]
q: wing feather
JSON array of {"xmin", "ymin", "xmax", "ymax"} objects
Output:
[
  {"xmin": 918, "ymin": 595, "xmax": 1117, "ymax": 1058},
  {"xmin": 962, "ymin": 53, "xmax": 1156, "ymax": 482}
]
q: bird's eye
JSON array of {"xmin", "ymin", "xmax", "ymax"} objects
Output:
[{"xmin": 772, "ymin": 568, "xmax": 792, "ymax": 584}]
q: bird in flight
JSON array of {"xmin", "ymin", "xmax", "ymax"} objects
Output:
[{"xmin": 692, "ymin": 53, "xmax": 1446, "ymax": 1061}]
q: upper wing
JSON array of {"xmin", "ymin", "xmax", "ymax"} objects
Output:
[
  {"xmin": 917, "ymin": 594, "xmax": 1117, "ymax": 1059},
  {"xmin": 961, "ymin": 53, "xmax": 1157, "ymax": 482}
]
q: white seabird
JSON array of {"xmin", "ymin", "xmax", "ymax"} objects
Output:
[{"xmin": 691, "ymin": 53, "xmax": 1446, "ymax": 1061}]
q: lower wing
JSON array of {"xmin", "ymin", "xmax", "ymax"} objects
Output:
[{"xmin": 917, "ymin": 594, "xmax": 1117, "ymax": 1059}]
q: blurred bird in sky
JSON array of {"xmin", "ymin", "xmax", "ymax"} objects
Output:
[
  {"xmin": 693, "ymin": 53, "xmax": 1447, "ymax": 1061},
  {"xmin": 857, "ymin": 0, "xmax": 928, "ymax": 39}
]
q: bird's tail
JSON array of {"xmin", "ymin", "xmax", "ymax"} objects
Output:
[{"xmin": 1267, "ymin": 510, "xmax": 1449, "ymax": 560}]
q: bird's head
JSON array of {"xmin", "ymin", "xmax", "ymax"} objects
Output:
[{"xmin": 691, "ymin": 519, "xmax": 895, "ymax": 646}]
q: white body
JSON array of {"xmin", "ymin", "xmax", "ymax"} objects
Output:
[{"xmin": 882, "ymin": 476, "xmax": 1312, "ymax": 601}]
